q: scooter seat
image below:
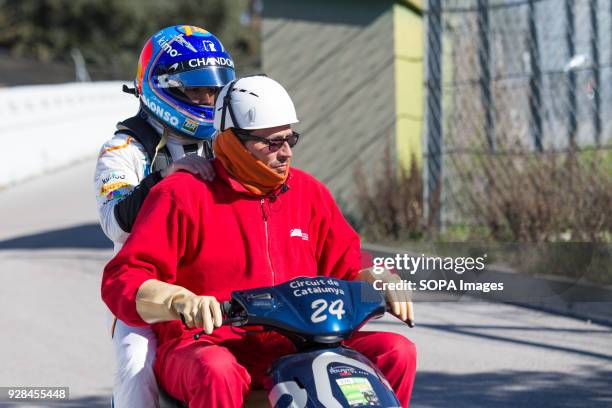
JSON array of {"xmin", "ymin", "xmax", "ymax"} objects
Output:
[{"xmin": 159, "ymin": 387, "xmax": 268, "ymax": 407}]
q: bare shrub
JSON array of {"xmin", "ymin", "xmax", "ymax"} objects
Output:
[
  {"xmin": 474, "ymin": 149, "xmax": 612, "ymax": 242},
  {"xmin": 354, "ymin": 145, "xmax": 610, "ymax": 244},
  {"xmin": 354, "ymin": 146, "xmax": 425, "ymax": 242}
]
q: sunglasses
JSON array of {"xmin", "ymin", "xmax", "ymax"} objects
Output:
[{"xmin": 234, "ymin": 129, "xmax": 300, "ymax": 151}]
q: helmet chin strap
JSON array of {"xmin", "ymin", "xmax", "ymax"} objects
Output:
[
  {"xmin": 144, "ymin": 111, "xmax": 199, "ymax": 168},
  {"xmin": 219, "ymin": 74, "xmax": 269, "ymax": 131},
  {"xmin": 221, "ymin": 79, "xmax": 239, "ymax": 131},
  {"xmin": 151, "ymin": 127, "xmax": 169, "ymax": 170}
]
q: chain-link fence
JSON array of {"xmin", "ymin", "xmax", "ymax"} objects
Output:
[{"xmin": 424, "ymin": 0, "xmax": 612, "ymax": 241}]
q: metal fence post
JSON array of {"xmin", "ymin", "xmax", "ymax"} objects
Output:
[
  {"xmin": 478, "ymin": 0, "xmax": 495, "ymax": 151},
  {"xmin": 565, "ymin": 0, "xmax": 577, "ymax": 147},
  {"xmin": 528, "ymin": 0, "xmax": 543, "ymax": 152},
  {"xmin": 425, "ymin": 0, "xmax": 443, "ymax": 231},
  {"xmin": 590, "ymin": 0, "xmax": 601, "ymax": 146}
]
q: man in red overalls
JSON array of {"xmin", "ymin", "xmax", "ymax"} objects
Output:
[{"xmin": 102, "ymin": 75, "xmax": 417, "ymax": 407}]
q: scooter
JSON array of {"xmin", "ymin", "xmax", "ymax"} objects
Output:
[{"xmin": 160, "ymin": 276, "xmax": 402, "ymax": 407}]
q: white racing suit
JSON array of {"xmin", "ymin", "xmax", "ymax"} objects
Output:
[{"xmin": 94, "ymin": 111, "xmax": 211, "ymax": 408}]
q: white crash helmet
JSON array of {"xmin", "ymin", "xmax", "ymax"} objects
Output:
[{"xmin": 214, "ymin": 75, "xmax": 299, "ymax": 131}]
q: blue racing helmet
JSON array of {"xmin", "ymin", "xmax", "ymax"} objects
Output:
[{"xmin": 135, "ymin": 25, "xmax": 236, "ymax": 140}]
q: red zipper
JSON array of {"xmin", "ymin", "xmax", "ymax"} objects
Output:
[{"xmin": 260, "ymin": 198, "xmax": 275, "ymax": 286}]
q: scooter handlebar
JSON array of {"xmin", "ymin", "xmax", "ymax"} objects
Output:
[
  {"xmin": 193, "ymin": 299, "xmax": 246, "ymax": 340},
  {"xmin": 220, "ymin": 300, "xmax": 233, "ymax": 319}
]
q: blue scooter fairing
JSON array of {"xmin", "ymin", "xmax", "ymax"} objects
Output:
[
  {"xmin": 225, "ymin": 276, "xmax": 402, "ymax": 407},
  {"xmin": 229, "ymin": 276, "xmax": 387, "ymax": 345},
  {"xmin": 159, "ymin": 276, "xmax": 403, "ymax": 407}
]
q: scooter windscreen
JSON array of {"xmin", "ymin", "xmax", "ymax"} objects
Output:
[{"xmin": 229, "ymin": 276, "xmax": 387, "ymax": 344}]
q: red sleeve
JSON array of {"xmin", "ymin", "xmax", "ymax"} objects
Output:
[
  {"xmin": 314, "ymin": 183, "xmax": 364, "ymax": 281},
  {"xmin": 101, "ymin": 181, "xmax": 194, "ymax": 326}
]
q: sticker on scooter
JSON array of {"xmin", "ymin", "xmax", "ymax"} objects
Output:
[{"xmin": 336, "ymin": 377, "xmax": 381, "ymax": 407}]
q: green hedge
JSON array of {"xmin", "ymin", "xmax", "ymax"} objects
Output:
[{"xmin": 0, "ymin": 0, "xmax": 259, "ymax": 79}]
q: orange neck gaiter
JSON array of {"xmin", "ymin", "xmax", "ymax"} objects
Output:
[{"xmin": 213, "ymin": 129, "xmax": 289, "ymax": 196}]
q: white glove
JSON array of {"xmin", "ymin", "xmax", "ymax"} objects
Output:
[{"xmin": 136, "ymin": 279, "xmax": 223, "ymax": 334}]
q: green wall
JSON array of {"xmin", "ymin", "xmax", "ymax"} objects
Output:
[{"xmin": 394, "ymin": 2, "xmax": 424, "ymax": 171}]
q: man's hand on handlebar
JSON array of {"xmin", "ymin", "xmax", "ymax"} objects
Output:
[
  {"xmin": 357, "ymin": 268, "xmax": 415, "ymax": 327},
  {"xmin": 175, "ymin": 295, "xmax": 223, "ymax": 334},
  {"xmin": 382, "ymin": 273, "xmax": 415, "ymax": 327},
  {"xmin": 135, "ymin": 280, "xmax": 223, "ymax": 334}
]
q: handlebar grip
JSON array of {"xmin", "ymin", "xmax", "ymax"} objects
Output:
[
  {"xmin": 193, "ymin": 300, "xmax": 239, "ymax": 341},
  {"xmin": 220, "ymin": 300, "xmax": 233, "ymax": 318}
]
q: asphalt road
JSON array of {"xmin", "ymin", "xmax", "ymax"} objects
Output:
[{"xmin": 0, "ymin": 161, "xmax": 611, "ymax": 407}]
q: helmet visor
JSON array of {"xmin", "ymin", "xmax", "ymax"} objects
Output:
[{"xmin": 156, "ymin": 66, "xmax": 236, "ymax": 89}]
